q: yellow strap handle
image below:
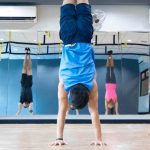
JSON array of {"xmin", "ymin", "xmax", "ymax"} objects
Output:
[
  {"xmin": 59, "ymin": 40, "xmax": 63, "ymax": 52},
  {"xmin": 45, "ymin": 31, "xmax": 51, "ymax": 39},
  {"xmin": 37, "ymin": 42, "xmax": 42, "ymax": 54},
  {"xmin": 58, "ymin": 40, "xmax": 63, "ymax": 58},
  {"xmin": 122, "ymin": 41, "xmax": 128, "ymax": 48}
]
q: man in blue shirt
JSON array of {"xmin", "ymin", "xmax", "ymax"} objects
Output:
[{"xmin": 51, "ymin": 0, "xmax": 105, "ymax": 146}]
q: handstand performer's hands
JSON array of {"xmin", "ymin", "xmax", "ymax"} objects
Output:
[
  {"xmin": 90, "ymin": 140, "xmax": 107, "ymax": 146},
  {"xmin": 50, "ymin": 139, "xmax": 67, "ymax": 146}
]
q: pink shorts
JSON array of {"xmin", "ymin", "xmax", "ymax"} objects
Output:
[{"xmin": 105, "ymin": 83, "xmax": 117, "ymax": 103}]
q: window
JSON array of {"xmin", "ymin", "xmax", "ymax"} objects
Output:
[{"xmin": 140, "ymin": 69, "xmax": 149, "ymax": 96}]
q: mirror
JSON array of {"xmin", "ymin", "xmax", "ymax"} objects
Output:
[
  {"xmin": 120, "ymin": 32, "xmax": 150, "ymax": 114},
  {"xmin": 0, "ymin": 32, "xmax": 9, "ymax": 115},
  {"xmin": 0, "ymin": 31, "xmax": 149, "ymax": 117},
  {"xmin": 0, "ymin": 31, "xmax": 38, "ymax": 115},
  {"xmin": 36, "ymin": 31, "xmax": 122, "ymax": 115},
  {"xmin": 36, "ymin": 31, "xmax": 61, "ymax": 114},
  {"xmin": 93, "ymin": 32, "xmax": 122, "ymax": 115}
]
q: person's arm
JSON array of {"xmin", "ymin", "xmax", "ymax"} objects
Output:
[
  {"xmin": 76, "ymin": 109, "xmax": 79, "ymax": 115},
  {"xmin": 16, "ymin": 103, "xmax": 22, "ymax": 115},
  {"xmin": 29, "ymin": 102, "xmax": 33, "ymax": 114},
  {"xmin": 56, "ymin": 101, "xmax": 67, "ymax": 140},
  {"xmin": 105, "ymin": 100, "xmax": 108, "ymax": 115},
  {"xmin": 50, "ymin": 82, "xmax": 68, "ymax": 146},
  {"xmin": 88, "ymin": 103, "xmax": 103, "ymax": 145},
  {"xmin": 115, "ymin": 98, "xmax": 119, "ymax": 115},
  {"xmin": 88, "ymin": 79, "xmax": 106, "ymax": 146}
]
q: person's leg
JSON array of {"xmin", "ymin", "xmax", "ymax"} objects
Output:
[
  {"xmin": 60, "ymin": 0, "xmax": 77, "ymax": 45},
  {"xmin": 26, "ymin": 53, "xmax": 33, "ymax": 113},
  {"xmin": 27, "ymin": 54, "xmax": 32, "ymax": 76},
  {"xmin": 76, "ymin": 0, "xmax": 93, "ymax": 43},
  {"xmin": 106, "ymin": 55, "xmax": 114, "ymax": 67},
  {"xmin": 88, "ymin": 78, "xmax": 104, "ymax": 146},
  {"xmin": 22, "ymin": 54, "xmax": 27, "ymax": 74},
  {"xmin": 106, "ymin": 56, "xmax": 116, "ymax": 83},
  {"xmin": 109, "ymin": 55, "xmax": 114, "ymax": 66},
  {"xmin": 51, "ymin": 82, "xmax": 68, "ymax": 146},
  {"xmin": 63, "ymin": 0, "xmax": 76, "ymax": 5},
  {"xmin": 77, "ymin": 0, "xmax": 89, "ymax": 4}
]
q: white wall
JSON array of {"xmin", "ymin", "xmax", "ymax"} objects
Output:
[
  {"xmin": 0, "ymin": 5, "xmax": 149, "ymax": 31},
  {"xmin": 94, "ymin": 5, "xmax": 150, "ymax": 31}
]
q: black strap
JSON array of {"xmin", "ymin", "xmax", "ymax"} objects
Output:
[{"xmin": 56, "ymin": 138, "xmax": 63, "ymax": 141}]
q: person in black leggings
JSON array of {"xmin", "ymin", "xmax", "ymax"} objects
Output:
[{"xmin": 105, "ymin": 50, "xmax": 119, "ymax": 115}]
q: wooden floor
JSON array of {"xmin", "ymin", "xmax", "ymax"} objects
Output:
[{"xmin": 0, "ymin": 124, "xmax": 149, "ymax": 150}]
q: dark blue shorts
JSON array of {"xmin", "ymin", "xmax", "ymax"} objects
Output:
[
  {"xmin": 106, "ymin": 67, "xmax": 116, "ymax": 83},
  {"xmin": 20, "ymin": 74, "xmax": 33, "ymax": 104},
  {"xmin": 20, "ymin": 87, "xmax": 33, "ymax": 104},
  {"xmin": 60, "ymin": 3, "xmax": 93, "ymax": 45}
]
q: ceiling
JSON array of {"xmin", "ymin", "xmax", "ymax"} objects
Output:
[{"xmin": 0, "ymin": 0, "xmax": 149, "ymax": 5}]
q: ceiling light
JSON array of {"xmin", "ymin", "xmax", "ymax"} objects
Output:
[
  {"xmin": 127, "ymin": 40, "xmax": 132, "ymax": 42},
  {"xmin": 14, "ymin": 48, "xmax": 18, "ymax": 51}
]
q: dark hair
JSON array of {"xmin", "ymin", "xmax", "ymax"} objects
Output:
[
  {"xmin": 108, "ymin": 50, "xmax": 113, "ymax": 55},
  {"xmin": 68, "ymin": 84, "xmax": 89, "ymax": 110},
  {"xmin": 23, "ymin": 102, "xmax": 29, "ymax": 108}
]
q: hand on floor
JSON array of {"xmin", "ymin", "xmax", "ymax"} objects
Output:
[
  {"xmin": 50, "ymin": 140, "xmax": 67, "ymax": 146},
  {"xmin": 90, "ymin": 140, "xmax": 107, "ymax": 146}
]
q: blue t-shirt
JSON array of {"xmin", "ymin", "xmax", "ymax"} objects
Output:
[{"xmin": 59, "ymin": 43, "xmax": 96, "ymax": 92}]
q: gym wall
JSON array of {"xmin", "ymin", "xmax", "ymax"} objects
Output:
[{"xmin": 0, "ymin": 5, "xmax": 149, "ymax": 31}]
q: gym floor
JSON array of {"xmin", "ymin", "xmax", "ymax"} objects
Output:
[{"xmin": 0, "ymin": 124, "xmax": 149, "ymax": 150}]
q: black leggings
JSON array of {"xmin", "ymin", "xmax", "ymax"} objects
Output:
[{"xmin": 106, "ymin": 67, "xmax": 116, "ymax": 83}]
